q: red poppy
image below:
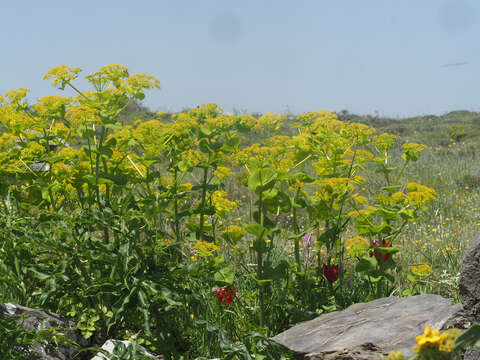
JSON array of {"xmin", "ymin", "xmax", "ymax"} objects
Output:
[
  {"xmin": 370, "ymin": 239, "xmax": 392, "ymax": 263},
  {"xmin": 322, "ymin": 264, "xmax": 339, "ymax": 283},
  {"xmin": 217, "ymin": 286, "xmax": 236, "ymax": 305}
]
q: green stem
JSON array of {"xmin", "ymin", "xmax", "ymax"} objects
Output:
[
  {"xmin": 393, "ymin": 159, "xmax": 409, "ymax": 186},
  {"xmin": 258, "ymin": 191, "xmax": 265, "ymax": 329},
  {"xmin": 293, "ymin": 205, "xmax": 301, "ymax": 272},
  {"xmin": 198, "ymin": 162, "xmax": 209, "ymax": 242},
  {"xmin": 173, "ymin": 167, "xmax": 182, "ymax": 261}
]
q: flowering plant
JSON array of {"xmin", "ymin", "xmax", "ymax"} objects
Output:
[
  {"xmin": 322, "ymin": 264, "xmax": 339, "ymax": 283},
  {"xmin": 217, "ymin": 286, "xmax": 237, "ymax": 306}
]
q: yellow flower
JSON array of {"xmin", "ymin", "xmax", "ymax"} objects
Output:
[
  {"xmin": 407, "ymin": 182, "xmax": 436, "ymax": 206},
  {"xmin": 413, "ymin": 326, "xmax": 448, "ymax": 352},
  {"xmin": 212, "ymin": 190, "xmax": 238, "ymax": 218},
  {"xmin": 402, "ymin": 142, "xmax": 426, "ymax": 161},
  {"xmin": 66, "ymin": 105, "xmax": 101, "ymax": 126},
  {"xmin": 33, "ymin": 96, "xmax": 70, "ymax": 119},
  {"xmin": 372, "ymin": 133, "xmax": 396, "ymax": 151},
  {"xmin": 214, "ymin": 166, "xmax": 234, "ymax": 180},
  {"xmin": 391, "ymin": 191, "xmax": 407, "ymax": 204},
  {"xmin": 192, "ymin": 241, "xmax": 219, "ymax": 257},
  {"xmin": 43, "ymin": 65, "xmax": 82, "ymax": 87},
  {"xmin": 352, "ymin": 194, "xmax": 368, "ymax": 205},
  {"xmin": 344, "ymin": 235, "xmax": 370, "ymax": 257},
  {"xmin": 410, "ymin": 263, "xmax": 432, "ymax": 277},
  {"xmin": 254, "ymin": 112, "xmax": 285, "ymax": 132},
  {"xmin": 20, "ymin": 142, "xmax": 45, "ymax": 160}
]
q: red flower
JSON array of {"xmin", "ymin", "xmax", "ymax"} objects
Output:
[
  {"xmin": 369, "ymin": 239, "xmax": 392, "ymax": 263},
  {"xmin": 322, "ymin": 264, "xmax": 339, "ymax": 283},
  {"xmin": 217, "ymin": 286, "xmax": 236, "ymax": 305}
]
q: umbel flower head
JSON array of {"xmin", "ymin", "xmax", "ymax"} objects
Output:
[{"xmin": 217, "ymin": 286, "xmax": 236, "ymax": 306}]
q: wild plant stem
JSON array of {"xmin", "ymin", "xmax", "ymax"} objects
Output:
[{"xmin": 258, "ymin": 192, "xmax": 265, "ymax": 329}]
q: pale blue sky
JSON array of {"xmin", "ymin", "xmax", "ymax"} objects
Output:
[{"xmin": 1, "ymin": 0, "xmax": 479, "ymax": 117}]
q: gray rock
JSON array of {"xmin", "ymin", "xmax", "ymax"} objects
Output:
[
  {"xmin": 440, "ymin": 306, "xmax": 471, "ymax": 330},
  {"xmin": 0, "ymin": 303, "xmax": 88, "ymax": 360},
  {"xmin": 272, "ymin": 294, "xmax": 462, "ymax": 360},
  {"xmin": 463, "ymin": 346, "xmax": 480, "ymax": 360},
  {"xmin": 459, "ymin": 231, "xmax": 480, "ymax": 323}
]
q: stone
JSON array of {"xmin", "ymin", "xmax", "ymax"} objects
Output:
[
  {"xmin": 459, "ymin": 231, "xmax": 480, "ymax": 323},
  {"xmin": 272, "ymin": 294, "xmax": 462, "ymax": 360},
  {"xmin": 91, "ymin": 339, "xmax": 164, "ymax": 360},
  {"xmin": 0, "ymin": 302, "xmax": 89, "ymax": 360},
  {"xmin": 463, "ymin": 346, "xmax": 480, "ymax": 360}
]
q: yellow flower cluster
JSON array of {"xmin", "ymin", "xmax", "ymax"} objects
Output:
[
  {"xmin": 254, "ymin": 112, "xmax": 285, "ymax": 132},
  {"xmin": 315, "ymin": 177, "xmax": 354, "ymax": 204},
  {"xmin": 387, "ymin": 327, "xmax": 461, "ymax": 360},
  {"xmin": 413, "ymin": 326, "xmax": 460, "ymax": 354},
  {"xmin": 214, "ymin": 166, "xmax": 234, "ymax": 180},
  {"xmin": 407, "ymin": 182, "xmax": 437, "ymax": 206},
  {"xmin": 344, "ymin": 235, "xmax": 370, "ymax": 257},
  {"xmin": 410, "ymin": 263, "xmax": 432, "ymax": 277},
  {"xmin": 372, "ymin": 133, "xmax": 396, "ymax": 152},
  {"xmin": 192, "ymin": 241, "xmax": 219, "ymax": 257},
  {"xmin": 66, "ymin": 105, "xmax": 101, "ymax": 126},
  {"xmin": 33, "ymin": 96, "xmax": 70, "ymax": 120},
  {"xmin": 43, "ymin": 65, "xmax": 82, "ymax": 87},
  {"xmin": 402, "ymin": 142, "xmax": 427, "ymax": 161},
  {"xmin": 20, "ymin": 142, "xmax": 45, "ymax": 160},
  {"xmin": 212, "ymin": 191, "xmax": 238, "ymax": 218}
]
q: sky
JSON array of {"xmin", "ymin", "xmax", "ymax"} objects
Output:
[{"xmin": 1, "ymin": 0, "xmax": 479, "ymax": 117}]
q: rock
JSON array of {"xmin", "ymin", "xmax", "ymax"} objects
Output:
[
  {"xmin": 459, "ymin": 231, "xmax": 480, "ymax": 323},
  {"xmin": 463, "ymin": 346, "xmax": 480, "ymax": 360},
  {"xmin": 272, "ymin": 294, "xmax": 462, "ymax": 360},
  {"xmin": 440, "ymin": 306, "xmax": 471, "ymax": 330},
  {"xmin": 91, "ymin": 339, "xmax": 164, "ymax": 360},
  {"xmin": 0, "ymin": 302, "xmax": 88, "ymax": 360}
]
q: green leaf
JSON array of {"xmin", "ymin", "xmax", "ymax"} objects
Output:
[
  {"xmin": 105, "ymin": 174, "xmax": 128, "ymax": 186},
  {"xmin": 247, "ymin": 168, "xmax": 277, "ymax": 194},
  {"xmin": 83, "ymin": 174, "xmax": 114, "ymax": 186},
  {"xmin": 99, "ymin": 146, "xmax": 113, "ymax": 157},
  {"xmin": 381, "ymin": 185, "xmax": 402, "ymax": 193},
  {"xmin": 199, "ymin": 138, "xmax": 213, "ymax": 153},
  {"xmin": 221, "ymin": 136, "xmax": 241, "ymax": 152},
  {"xmin": 245, "ymin": 224, "xmax": 266, "ymax": 238},
  {"xmin": 315, "ymin": 228, "xmax": 337, "ymax": 247},
  {"xmin": 399, "ymin": 208, "xmax": 417, "ymax": 220},
  {"xmin": 214, "ymin": 264, "xmax": 234, "ymax": 285},
  {"xmin": 199, "ymin": 125, "xmax": 212, "ymax": 136},
  {"xmin": 363, "ymin": 273, "xmax": 383, "ymax": 283},
  {"xmin": 252, "ymin": 211, "xmax": 276, "ymax": 229},
  {"xmin": 455, "ymin": 323, "xmax": 480, "ymax": 351},
  {"xmin": 355, "ymin": 256, "xmax": 378, "ymax": 272},
  {"xmin": 265, "ymin": 190, "xmax": 291, "ymax": 213},
  {"xmin": 263, "ymin": 260, "xmax": 289, "ymax": 281}
]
